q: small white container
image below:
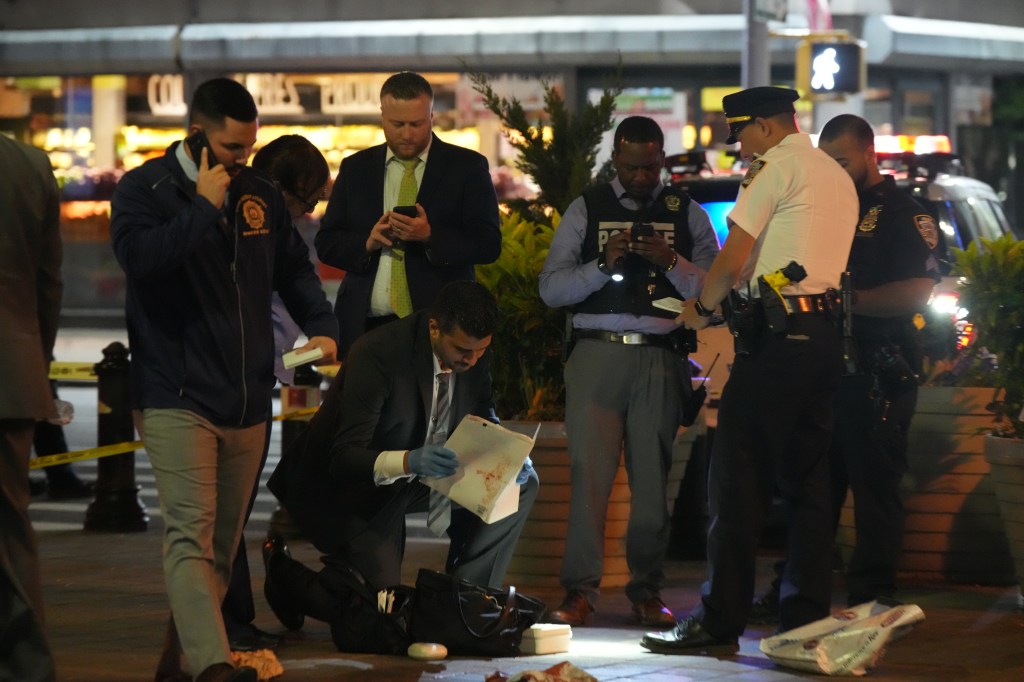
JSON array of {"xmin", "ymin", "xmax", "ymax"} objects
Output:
[{"xmin": 520, "ymin": 623, "xmax": 572, "ymax": 655}]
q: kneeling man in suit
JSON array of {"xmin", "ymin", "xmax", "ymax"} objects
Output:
[{"xmin": 265, "ymin": 280, "xmax": 538, "ymax": 631}]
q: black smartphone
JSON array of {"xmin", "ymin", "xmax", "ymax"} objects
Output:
[
  {"xmin": 185, "ymin": 130, "xmax": 217, "ymax": 169},
  {"xmin": 632, "ymin": 222, "xmax": 655, "ymax": 241},
  {"xmin": 392, "ymin": 205, "xmax": 417, "ymax": 218}
]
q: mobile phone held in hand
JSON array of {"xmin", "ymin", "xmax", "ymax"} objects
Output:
[
  {"xmin": 392, "ymin": 205, "xmax": 417, "ymax": 218},
  {"xmin": 185, "ymin": 130, "xmax": 217, "ymax": 169},
  {"xmin": 631, "ymin": 222, "xmax": 655, "ymax": 241}
]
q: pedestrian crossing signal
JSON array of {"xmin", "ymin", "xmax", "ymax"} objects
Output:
[{"xmin": 797, "ymin": 39, "xmax": 866, "ymax": 99}]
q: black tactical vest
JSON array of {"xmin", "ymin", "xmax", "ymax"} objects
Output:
[{"xmin": 575, "ymin": 184, "xmax": 693, "ymax": 319}]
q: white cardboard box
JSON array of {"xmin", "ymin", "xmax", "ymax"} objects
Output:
[{"xmin": 520, "ymin": 623, "xmax": 572, "ymax": 655}]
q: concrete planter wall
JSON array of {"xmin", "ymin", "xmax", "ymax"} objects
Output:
[
  {"xmin": 502, "ymin": 418, "xmax": 704, "ymax": 593},
  {"xmin": 836, "ymin": 386, "xmax": 1016, "ymax": 585},
  {"xmin": 983, "ymin": 434, "xmax": 1024, "ymax": 604}
]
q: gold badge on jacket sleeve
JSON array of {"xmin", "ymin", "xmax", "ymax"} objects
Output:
[
  {"xmin": 858, "ymin": 205, "xmax": 881, "ymax": 233},
  {"xmin": 239, "ymin": 195, "xmax": 269, "ymax": 236},
  {"xmin": 664, "ymin": 194, "xmax": 681, "ymax": 212},
  {"xmin": 914, "ymin": 214, "xmax": 939, "ymax": 249},
  {"xmin": 741, "ymin": 159, "xmax": 767, "ymax": 188}
]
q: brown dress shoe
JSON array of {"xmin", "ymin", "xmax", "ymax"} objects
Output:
[
  {"xmin": 547, "ymin": 591, "xmax": 593, "ymax": 627},
  {"xmin": 632, "ymin": 596, "xmax": 676, "ymax": 629}
]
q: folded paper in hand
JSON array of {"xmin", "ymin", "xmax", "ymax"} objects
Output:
[
  {"xmin": 652, "ymin": 297, "xmax": 684, "ymax": 314},
  {"xmin": 423, "ymin": 415, "xmax": 539, "ymax": 524}
]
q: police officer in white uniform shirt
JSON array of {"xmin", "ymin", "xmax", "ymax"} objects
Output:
[{"xmin": 641, "ymin": 86, "xmax": 858, "ymax": 655}]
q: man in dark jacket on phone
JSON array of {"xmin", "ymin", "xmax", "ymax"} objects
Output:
[{"xmin": 110, "ymin": 77, "xmax": 337, "ymax": 682}]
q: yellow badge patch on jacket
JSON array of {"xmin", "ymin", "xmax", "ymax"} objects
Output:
[
  {"xmin": 914, "ymin": 214, "xmax": 938, "ymax": 249},
  {"xmin": 239, "ymin": 195, "xmax": 269, "ymax": 236},
  {"xmin": 664, "ymin": 194, "xmax": 681, "ymax": 212},
  {"xmin": 741, "ymin": 159, "xmax": 767, "ymax": 188},
  {"xmin": 858, "ymin": 205, "xmax": 881, "ymax": 233}
]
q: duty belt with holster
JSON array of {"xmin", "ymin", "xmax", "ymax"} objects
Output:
[{"xmin": 722, "ymin": 260, "xmax": 848, "ymax": 356}]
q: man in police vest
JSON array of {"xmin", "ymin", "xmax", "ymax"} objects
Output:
[{"xmin": 540, "ymin": 115, "xmax": 719, "ymax": 628}]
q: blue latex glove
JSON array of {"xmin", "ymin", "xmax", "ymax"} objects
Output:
[
  {"xmin": 408, "ymin": 445, "xmax": 459, "ymax": 478},
  {"xmin": 516, "ymin": 456, "xmax": 536, "ymax": 485}
]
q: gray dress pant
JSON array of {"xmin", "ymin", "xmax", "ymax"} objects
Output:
[{"xmin": 561, "ymin": 339, "xmax": 687, "ymax": 605}]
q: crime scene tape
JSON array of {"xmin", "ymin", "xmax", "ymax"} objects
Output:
[
  {"xmin": 49, "ymin": 362, "xmax": 98, "ymax": 381},
  {"xmin": 31, "ymin": 441, "xmax": 143, "ymax": 469},
  {"xmin": 30, "ymin": 406, "xmax": 322, "ymax": 469}
]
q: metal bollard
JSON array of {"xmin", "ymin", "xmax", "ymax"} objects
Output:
[
  {"xmin": 268, "ymin": 363, "xmax": 321, "ymax": 539},
  {"xmin": 84, "ymin": 341, "xmax": 149, "ymax": 532}
]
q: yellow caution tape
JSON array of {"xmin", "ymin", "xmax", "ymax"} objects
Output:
[
  {"xmin": 30, "ymin": 440, "xmax": 144, "ymax": 469},
  {"xmin": 48, "ymin": 362, "xmax": 98, "ymax": 381},
  {"xmin": 273, "ymin": 406, "xmax": 319, "ymax": 421},
  {"xmin": 31, "ymin": 407, "xmax": 321, "ymax": 468}
]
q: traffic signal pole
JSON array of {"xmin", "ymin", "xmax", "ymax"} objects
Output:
[{"xmin": 743, "ymin": 0, "xmax": 771, "ymax": 89}]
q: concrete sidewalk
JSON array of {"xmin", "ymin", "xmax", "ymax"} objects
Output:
[
  {"xmin": 33, "ymin": 517, "xmax": 1024, "ymax": 681},
  {"xmin": 33, "ymin": 328, "xmax": 1024, "ymax": 680}
]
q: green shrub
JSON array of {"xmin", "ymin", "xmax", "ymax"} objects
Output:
[
  {"xmin": 952, "ymin": 234, "xmax": 1024, "ymax": 437},
  {"xmin": 476, "ymin": 211, "xmax": 565, "ymax": 420}
]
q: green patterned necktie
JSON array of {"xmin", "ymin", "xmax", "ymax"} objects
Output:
[{"xmin": 390, "ymin": 157, "xmax": 420, "ymax": 317}]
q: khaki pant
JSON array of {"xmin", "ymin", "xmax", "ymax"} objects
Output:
[{"xmin": 143, "ymin": 409, "xmax": 265, "ymax": 675}]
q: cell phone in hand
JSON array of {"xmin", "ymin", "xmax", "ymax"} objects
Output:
[
  {"xmin": 631, "ymin": 222, "xmax": 655, "ymax": 241},
  {"xmin": 185, "ymin": 130, "xmax": 217, "ymax": 169},
  {"xmin": 392, "ymin": 205, "xmax": 417, "ymax": 218}
]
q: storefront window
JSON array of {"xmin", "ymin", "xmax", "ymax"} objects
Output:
[{"xmin": 0, "ymin": 70, "xmax": 556, "ymax": 322}]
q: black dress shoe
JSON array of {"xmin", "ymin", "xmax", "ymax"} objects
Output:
[
  {"xmin": 640, "ymin": 615, "xmax": 739, "ymax": 656},
  {"xmin": 632, "ymin": 596, "xmax": 676, "ymax": 629},
  {"xmin": 748, "ymin": 585, "xmax": 780, "ymax": 625},
  {"xmin": 227, "ymin": 622, "xmax": 284, "ymax": 651},
  {"xmin": 262, "ymin": 536, "xmax": 305, "ymax": 631},
  {"xmin": 547, "ymin": 591, "xmax": 593, "ymax": 627}
]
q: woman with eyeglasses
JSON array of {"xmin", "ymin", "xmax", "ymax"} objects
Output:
[{"xmin": 219, "ymin": 134, "xmax": 331, "ymax": 654}]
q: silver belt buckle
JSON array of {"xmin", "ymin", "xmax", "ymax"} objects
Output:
[{"xmin": 619, "ymin": 333, "xmax": 645, "ymax": 345}]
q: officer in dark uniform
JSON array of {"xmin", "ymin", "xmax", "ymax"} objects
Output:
[
  {"xmin": 747, "ymin": 113, "xmax": 941, "ymax": 622},
  {"xmin": 540, "ymin": 115, "xmax": 719, "ymax": 628},
  {"xmin": 642, "ymin": 87, "xmax": 858, "ymax": 654},
  {"xmin": 820, "ymin": 114, "xmax": 940, "ymax": 603}
]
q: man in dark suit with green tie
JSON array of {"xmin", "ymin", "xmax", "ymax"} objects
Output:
[{"xmin": 316, "ymin": 71, "xmax": 502, "ymax": 358}]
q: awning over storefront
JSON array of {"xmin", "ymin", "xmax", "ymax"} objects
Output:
[
  {"xmin": 178, "ymin": 15, "xmax": 747, "ymax": 71},
  {"xmin": 2, "ymin": 14, "xmax": 1024, "ymax": 77},
  {"xmin": 863, "ymin": 14, "xmax": 1024, "ymax": 71},
  {"xmin": 0, "ymin": 25, "xmax": 180, "ymax": 76}
]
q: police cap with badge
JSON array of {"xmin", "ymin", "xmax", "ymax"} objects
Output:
[{"xmin": 723, "ymin": 86, "xmax": 800, "ymax": 144}]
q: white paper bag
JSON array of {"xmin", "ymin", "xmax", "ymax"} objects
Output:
[{"xmin": 759, "ymin": 600, "xmax": 925, "ymax": 676}]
